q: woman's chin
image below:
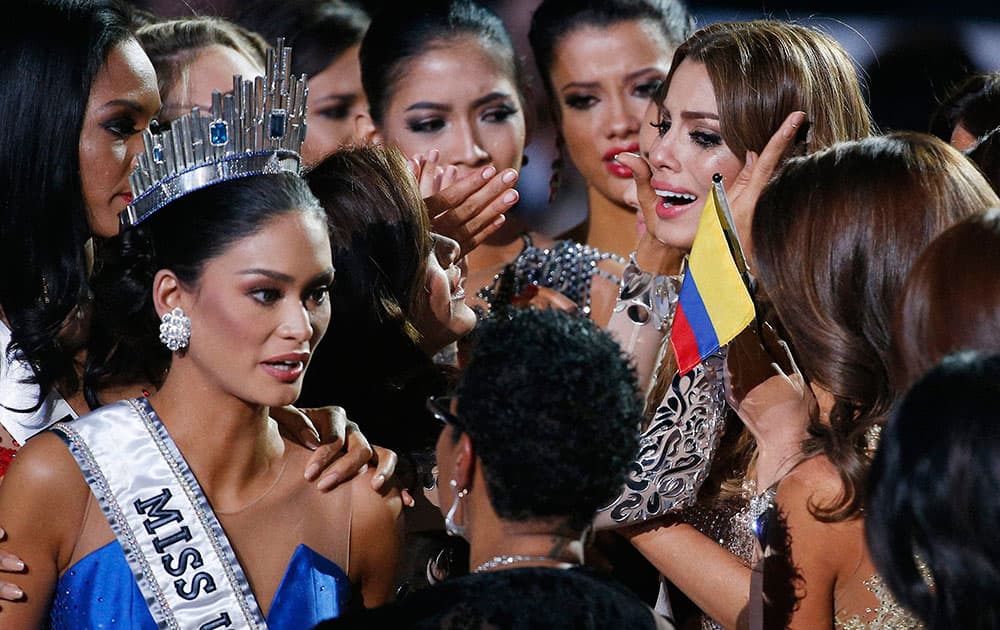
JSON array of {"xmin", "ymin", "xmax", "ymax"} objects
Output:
[{"xmin": 653, "ymin": 224, "xmax": 695, "ymax": 252}]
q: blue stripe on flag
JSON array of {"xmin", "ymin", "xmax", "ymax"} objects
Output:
[{"xmin": 677, "ymin": 271, "xmax": 720, "ymax": 358}]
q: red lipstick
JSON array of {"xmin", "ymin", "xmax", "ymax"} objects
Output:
[{"xmin": 603, "ymin": 143, "xmax": 640, "ymax": 178}]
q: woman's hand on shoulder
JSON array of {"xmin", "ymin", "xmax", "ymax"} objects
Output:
[
  {"xmin": 0, "ymin": 528, "xmax": 25, "ymax": 602},
  {"xmin": 273, "ymin": 405, "xmax": 406, "ymax": 500}
]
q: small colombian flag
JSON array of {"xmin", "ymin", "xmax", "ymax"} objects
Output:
[{"xmin": 670, "ymin": 175, "xmax": 755, "ymax": 375}]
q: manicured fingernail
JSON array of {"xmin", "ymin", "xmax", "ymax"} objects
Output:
[
  {"xmin": 300, "ymin": 430, "xmax": 319, "ymax": 450},
  {"xmin": 784, "ymin": 112, "xmax": 806, "ymax": 138},
  {"xmin": 429, "ymin": 149, "xmax": 439, "ymax": 161},
  {"xmin": 318, "ymin": 473, "xmax": 340, "ymax": 490},
  {"xmin": 304, "ymin": 463, "xmax": 320, "ymax": 480},
  {"xmin": 501, "ymin": 169, "xmax": 518, "ymax": 184},
  {"xmin": 404, "ymin": 494, "xmax": 416, "ymax": 507},
  {"xmin": 4, "ymin": 585, "xmax": 23, "ymax": 600},
  {"xmin": 494, "ymin": 214, "xmax": 506, "ymax": 226},
  {"xmin": 0, "ymin": 557, "xmax": 23, "ymax": 571},
  {"xmin": 373, "ymin": 474, "xmax": 386, "ymax": 488},
  {"xmin": 482, "ymin": 165, "xmax": 497, "ymax": 179},
  {"xmin": 503, "ymin": 190, "xmax": 518, "ymax": 204}
]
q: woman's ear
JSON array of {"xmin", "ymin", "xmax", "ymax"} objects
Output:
[
  {"xmin": 354, "ymin": 110, "xmax": 381, "ymax": 144},
  {"xmin": 452, "ymin": 432, "xmax": 475, "ymax": 490},
  {"xmin": 152, "ymin": 269, "xmax": 185, "ymax": 319}
]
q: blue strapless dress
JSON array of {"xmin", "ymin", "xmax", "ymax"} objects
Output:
[{"xmin": 50, "ymin": 541, "xmax": 350, "ymax": 628}]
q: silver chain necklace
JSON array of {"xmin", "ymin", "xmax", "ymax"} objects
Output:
[{"xmin": 472, "ymin": 554, "xmax": 579, "ymax": 573}]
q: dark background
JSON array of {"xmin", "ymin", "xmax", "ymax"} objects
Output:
[{"xmin": 132, "ymin": 0, "xmax": 1000, "ymax": 234}]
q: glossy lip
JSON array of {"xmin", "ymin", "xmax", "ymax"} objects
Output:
[
  {"xmin": 603, "ymin": 143, "xmax": 640, "ymax": 178},
  {"xmin": 650, "ymin": 182, "xmax": 699, "ymax": 221},
  {"xmin": 260, "ymin": 351, "xmax": 310, "ymax": 383}
]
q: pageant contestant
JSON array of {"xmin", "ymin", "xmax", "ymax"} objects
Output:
[
  {"xmin": 233, "ymin": 0, "xmax": 372, "ymax": 167},
  {"xmin": 528, "ymin": 0, "xmax": 694, "ymax": 259},
  {"xmin": 0, "ymin": 1, "xmax": 388, "ymax": 486},
  {"xmin": 356, "ymin": 0, "xmax": 623, "ymax": 325},
  {"xmin": 0, "ymin": 41, "xmax": 402, "ymax": 628},
  {"xmin": 595, "ymin": 19, "xmax": 871, "ymax": 628}
]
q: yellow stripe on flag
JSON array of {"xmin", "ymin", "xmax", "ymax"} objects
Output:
[{"xmin": 686, "ymin": 186, "xmax": 755, "ymax": 347}]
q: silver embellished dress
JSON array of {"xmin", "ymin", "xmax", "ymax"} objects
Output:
[{"xmin": 476, "ymin": 234, "xmax": 625, "ymax": 318}]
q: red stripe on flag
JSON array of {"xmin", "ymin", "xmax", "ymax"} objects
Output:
[{"xmin": 671, "ymin": 303, "xmax": 702, "ymax": 374}]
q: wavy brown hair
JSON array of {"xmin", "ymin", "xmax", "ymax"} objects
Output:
[{"xmin": 752, "ymin": 132, "xmax": 999, "ymax": 521}]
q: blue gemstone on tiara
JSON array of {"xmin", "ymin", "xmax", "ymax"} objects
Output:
[
  {"xmin": 121, "ymin": 37, "xmax": 308, "ymax": 231},
  {"xmin": 209, "ymin": 120, "xmax": 228, "ymax": 146},
  {"xmin": 269, "ymin": 109, "xmax": 287, "ymax": 139}
]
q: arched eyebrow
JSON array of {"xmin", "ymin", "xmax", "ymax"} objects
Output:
[{"xmin": 559, "ymin": 66, "xmax": 665, "ymax": 92}]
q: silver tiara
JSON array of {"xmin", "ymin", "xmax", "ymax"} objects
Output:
[{"xmin": 120, "ymin": 37, "xmax": 308, "ymax": 229}]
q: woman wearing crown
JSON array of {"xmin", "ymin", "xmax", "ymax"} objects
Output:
[{"xmin": 0, "ymin": 36, "xmax": 403, "ymax": 628}]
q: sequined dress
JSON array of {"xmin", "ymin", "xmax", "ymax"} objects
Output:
[{"xmin": 476, "ymin": 234, "xmax": 625, "ymax": 318}]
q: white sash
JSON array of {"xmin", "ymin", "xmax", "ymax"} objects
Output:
[{"xmin": 51, "ymin": 398, "xmax": 268, "ymax": 630}]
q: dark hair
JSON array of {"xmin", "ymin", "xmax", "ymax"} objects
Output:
[
  {"xmin": 455, "ymin": 308, "xmax": 643, "ymax": 532},
  {"xmin": 85, "ymin": 173, "xmax": 325, "ymax": 400},
  {"xmin": 136, "ymin": 16, "xmax": 269, "ymax": 122},
  {"xmin": 233, "ymin": 0, "xmax": 370, "ymax": 79},
  {"xmin": 297, "ymin": 144, "xmax": 442, "ymax": 456},
  {"xmin": 359, "ymin": 0, "xmax": 528, "ymax": 127},
  {"xmin": 966, "ymin": 126, "xmax": 1000, "ymax": 194},
  {"xmin": 929, "ymin": 71, "xmax": 1000, "ymax": 141},
  {"xmin": 751, "ymin": 132, "xmax": 999, "ymax": 521},
  {"xmin": 0, "ymin": 0, "xmax": 136, "ymax": 410},
  {"xmin": 866, "ymin": 351, "xmax": 1000, "ymax": 630},
  {"xmin": 892, "ymin": 207, "xmax": 1000, "ymax": 390},
  {"xmin": 528, "ymin": 0, "xmax": 694, "ymax": 109}
]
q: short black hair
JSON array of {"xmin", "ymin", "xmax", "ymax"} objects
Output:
[
  {"xmin": 866, "ymin": 351, "xmax": 1000, "ymax": 629},
  {"xmin": 455, "ymin": 308, "xmax": 643, "ymax": 532}
]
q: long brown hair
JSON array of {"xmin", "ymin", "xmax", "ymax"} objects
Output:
[
  {"xmin": 891, "ymin": 207, "xmax": 1000, "ymax": 390},
  {"xmin": 752, "ymin": 132, "xmax": 999, "ymax": 521}
]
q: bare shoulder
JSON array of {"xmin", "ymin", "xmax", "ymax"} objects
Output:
[
  {"xmin": 349, "ymin": 467, "xmax": 404, "ymax": 527},
  {"xmin": 774, "ymin": 455, "xmax": 864, "ymax": 562},
  {"xmin": 0, "ymin": 429, "xmax": 91, "ymax": 617},
  {"xmin": 2, "ymin": 431, "xmax": 87, "ymax": 499}
]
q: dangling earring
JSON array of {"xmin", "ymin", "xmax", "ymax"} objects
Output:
[
  {"xmin": 548, "ymin": 133, "xmax": 565, "ymax": 205},
  {"xmin": 159, "ymin": 307, "xmax": 191, "ymax": 352},
  {"xmin": 444, "ymin": 478, "xmax": 469, "ymax": 537}
]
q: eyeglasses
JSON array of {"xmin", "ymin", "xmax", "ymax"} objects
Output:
[{"xmin": 426, "ymin": 395, "xmax": 463, "ymax": 429}]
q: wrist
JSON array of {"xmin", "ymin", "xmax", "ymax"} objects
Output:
[
  {"xmin": 634, "ymin": 231, "xmax": 685, "ymax": 275},
  {"xmin": 617, "ymin": 252, "xmax": 682, "ymax": 332}
]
